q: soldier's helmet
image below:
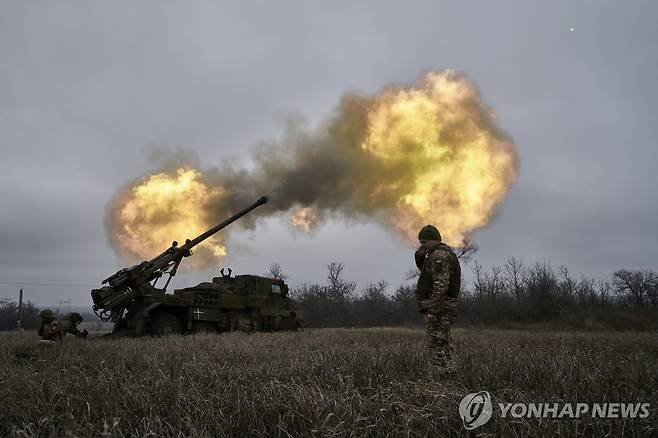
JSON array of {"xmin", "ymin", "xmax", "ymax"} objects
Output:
[
  {"xmin": 67, "ymin": 312, "xmax": 84, "ymax": 324},
  {"xmin": 418, "ymin": 225, "xmax": 442, "ymax": 242},
  {"xmin": 39, "ymin": 309, "xmax": 55, "ymax": 322}
]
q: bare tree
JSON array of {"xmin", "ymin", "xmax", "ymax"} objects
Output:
[
  {"xmin": 524, "ymin": 263, "xmax": 560, "ymax": 319},
  {"xmin": 472, "ymin": 261, "xmax": 486, "ymax": 297},
  {"xmin": 455, "ymin": 238, "xmax": 479, "ymax": 263},
  {"xmin": 558, "ymin": 266, "xmax": 576, "ymax": 300},
  {"xmin": 612, "ymin": 269, "xmax": 658, "ymax": 309},
  {"xmin": 596, "ymin": 280, "xmax": 612, "ymax": 305},
  {"xmin": 490, "ymin": 267, "xmax": 504, "ymax": 297},
  {"xmin": 574, "ymin": 276, "xmax": 596, "ymax": 306},
  {"xmin": 360, "ymin": 280, "xmax": 389, "ymax": 301},
  {"xmin": 326, "ymin": 262, "xmax": 356, "ymax": 300},
  {"xmin": 504, "ymin": 257, "xmax": 525, "ymax": 305},
  {"xmin": 404, "ymin": 267, "xmax": 420, "ymax": 280},
  {"xmin": 265, "ymin": 262, "xmax": 288, "ymax": 281}
]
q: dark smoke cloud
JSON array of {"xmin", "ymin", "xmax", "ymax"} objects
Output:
[{"xmin": 106, "ymin": 70, "xmax": 517, "ymax": 266}]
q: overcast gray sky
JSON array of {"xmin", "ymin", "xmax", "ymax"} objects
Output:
[{"xmin": 1, "ymin": 1, "xmax": 657, "ymax": 306}]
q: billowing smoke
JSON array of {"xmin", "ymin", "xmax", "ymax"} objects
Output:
[{"xmin": 106, "ymin": 69, "xmax": 518, "ymax": 268}]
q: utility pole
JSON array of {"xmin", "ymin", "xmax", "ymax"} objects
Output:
[
  {"xmin": 57, "ymin": 299, "xmax": 72, "ymax": 314},
  {"xmin": 17, "ymin": 289, "xmax": 24, "ymax": 331}
]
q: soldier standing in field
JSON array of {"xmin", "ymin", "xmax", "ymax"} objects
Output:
[{"xmin": 414, "ymin": 225, "xmax": 461, "ymax": 376}]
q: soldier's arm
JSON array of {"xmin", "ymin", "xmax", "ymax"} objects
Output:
[
  {"xmin": 64, "ymin": 322, "xmax": 88, "ymax": 338},
  {"xmin": 430, "ymin": 250, "xmax": 452, "ymax": 298},
  {"xmin": 65, "ymin": 324, "xmax": 81, "ymax": 336}
]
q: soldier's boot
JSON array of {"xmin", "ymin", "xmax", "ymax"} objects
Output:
[
  {"xmin": 435, "ymin": 364, "xmax": 457, "ymax": 379},
  {"xmin": 431, "ymin": 351, "xmax": 457, "ymax": 380}
]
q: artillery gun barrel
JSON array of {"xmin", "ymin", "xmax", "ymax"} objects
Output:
[
  {"xmin": 185, "ymin": 195, "xmax": 268, "ymax": 249},
  {"xmin": 100, "ymin": 195, "xmax": 269, "ymax": 286}
]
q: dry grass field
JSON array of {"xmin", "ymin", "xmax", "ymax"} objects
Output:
[{"xmin": 1, "ymin": 328, "xmax": 657, "ymax": 437}]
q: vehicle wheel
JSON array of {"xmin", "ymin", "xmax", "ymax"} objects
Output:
[
  {"xmin": 149, "ymin": 313, "xmax": 182, "ymax": 336},
  {"xmin": 277, "ymin": 316, "xmax": 299, "ymax": 331}
]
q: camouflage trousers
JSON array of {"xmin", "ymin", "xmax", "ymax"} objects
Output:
[{"xmin": 424, "ymin": 297, "xmax": 458, "ymax": 375}]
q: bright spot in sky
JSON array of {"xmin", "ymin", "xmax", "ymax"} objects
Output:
[{"xmin": 570, "ymin": 27, "xmax": 575, "ymax": 32}]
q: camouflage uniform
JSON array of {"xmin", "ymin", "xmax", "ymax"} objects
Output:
[
  {"xmin": 38, "ymin": 310, "xmax": 87, "ymax": 342},
  {"xmin": 38, "ymin": 310, "xmax": 64, "ymax": 342},
  {"xmin": 61, "ymin": 313, "xmax": 88, "ymax": 338},
  {"xmin": 415, "ymin": 240, "xmax": 461, "ymax": 375}
]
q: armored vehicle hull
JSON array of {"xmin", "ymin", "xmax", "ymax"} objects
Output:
[{"xmin": 110, "ymin": 273, "xmax": 303, "ymax": 336}]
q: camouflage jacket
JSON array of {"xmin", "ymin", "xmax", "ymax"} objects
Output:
[
  {"xmin": 38, "ymin": 318, "xmax": 85, "ymax": 340},
  {"xmin": 61, "ymin": 319, "xmax": 87, "ymax": 338},
  {"xmin": 416, "ymin": 242, "xmax": 461, "ymax": 312},
  {"xmin": 38, "ymin": 320, "xmax": 64, "ymax": 341}
]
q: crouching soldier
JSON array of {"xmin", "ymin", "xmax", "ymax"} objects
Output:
[
  {"xmin": 38, "ymin": 309, "xmax": 63, "ymax": 343},
  {"xmin": 61, "ymin": 312, "xmax": 88, "ymax": 339},
  {"xmin": 38, "ymin": 310, "xmax": 88, "ymax": 344}
]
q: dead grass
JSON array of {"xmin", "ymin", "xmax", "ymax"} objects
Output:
[{"xmin": 0, "ymin": 328, "xmax": 656, "ymax": 437}]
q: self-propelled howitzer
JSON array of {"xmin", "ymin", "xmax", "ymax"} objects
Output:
[{"xmin": 91, "ymin": 195, "xmax": 304, "ymax": 336}]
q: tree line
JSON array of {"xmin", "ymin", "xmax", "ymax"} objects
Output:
[
  {"xmin": 1, "ymin": 259, "xmax": 655, "ymax": 331},
  {"xmin": 271, "ymin": 259, "xmax": 658, "ymax": 330},
  {"xmin": 0, "ymin": 299, "xmax": 103, "ymax": 332},
  {"xmin": 0, "ymin": 299, "xmax": 41, "ymax": 331}
]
